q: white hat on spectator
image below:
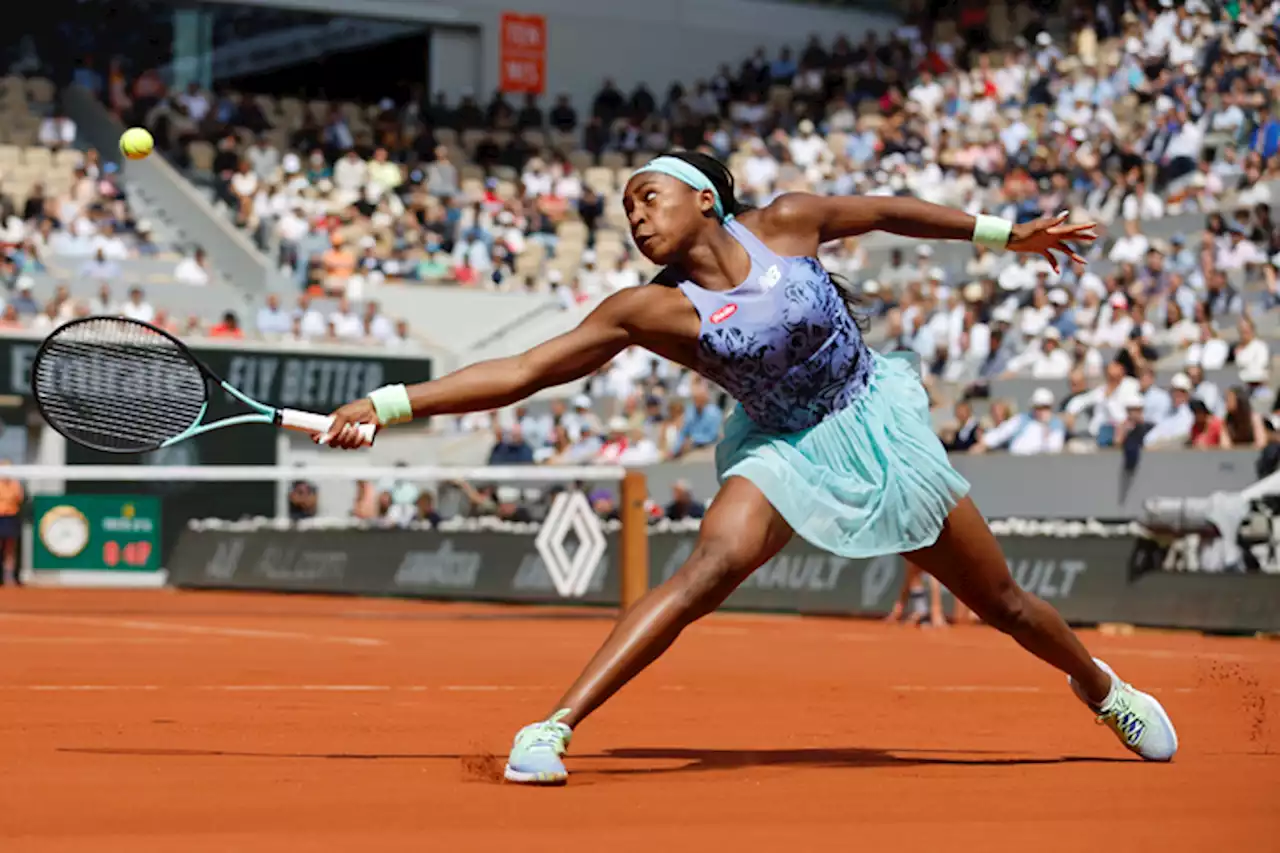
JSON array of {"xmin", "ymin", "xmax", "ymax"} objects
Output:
[
  {"xmin": 582, "ymin": 249, "xmax": 596, "ymax": 265},
  {"xmin": 928, "ymin": 266, "xmax": 945, "ymax": 282},
  {"xmin": 1, "ymin": 217, "xmax": 24, "ymax": 243},
  {"xmin": 1048, "ymin": 289, "xmax": 1069, "ymax": 306},
  {"xmin": 1043, "ymin": 327, "xmax": 1062, "ymax": 342},
  {"xmin": 862, "ymin": 279, "xmax": 881, "ymax": 294},
  {"xmin": 1119, "ymin": 386, "xmax": 1145, "ymax": 410},
  {"xmin": 572, "ymin": 394, "xmax": 592, "ymax": 410},
  {"xmin": 607, "ymin": 416, "xmax": 629, "ymax": 433},
  {"xmin": 992, "ymin": 304, "xmax": 1017, "ymax": 324},
  {"xmin": 1170, "ymin": 373, "xmax": 1193, "ymax": 392},
  {"xmin": 547, "ymin": 269, "xmax": 563, "ymax": 284},
  {"xmin": 1071, "ymin": 127, "xmax": 1087, "ymax": 142},
  {"xmin": 496, "ymin": 486, "xmax": 521, "ymax": 504},
  {"xmin": 1108, "ymin": 293, "xmax": 1129, "ymax": 310},
  {"xmin": 963, "ymin": 282, "xmax": 984, "ymax": 302},
  {"xmin": 1036, "ymin": 31, "xmax": 1052, "ymax": 47},
  {"xmin": 15, "ymin": 275, "xmax": 33, "ymax": 291},
  {"xmin": 1240, "ymin": 364, "xmax": 1270, "ymax": 384},
  {"xmin": 282, "ymin": 152, "xmax": 301, "ymax": 174},
  {"xmin": 1030, "ymin": 388, "xmax": 1055, "ymax": 408},
  {"xmin": 916, "ymin": 245, "xmax": 933, "ymax": 258},
  {"xmin": 136, "ymin": 219, "xmax": 152, "ymax": 233},
  {"xmin": 798, "ymin": 119, "xmax": 815, "ymax": 134}
]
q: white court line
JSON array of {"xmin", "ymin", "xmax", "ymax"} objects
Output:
[
  {"xmin": 0, "ymin": 636, "xmax": 190, "ymax": 644},
  {"xmin": 0, "ymin": 614, "xmax": 385, "ymax": 647},
  {"xmin": 892, "ymin": 685, "xmax": 1045, "ymax": 693},
  {"xmin": 0, "ymin": 684, "xmax": 549, "ymax": 692}
]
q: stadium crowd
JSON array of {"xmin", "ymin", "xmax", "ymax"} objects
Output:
[{"xmin": 7, "ymin": 0, "xmax": 1280, "ymax": 474}]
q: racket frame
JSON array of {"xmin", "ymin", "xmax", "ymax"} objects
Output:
[{"xmin": 31, "ymin": 316, "xmax": 375, "ymax": 453}]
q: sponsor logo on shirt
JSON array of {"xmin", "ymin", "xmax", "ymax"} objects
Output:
[{"xmin": 710, "ymin": 304, "xmax": 738, "ymax": 324}]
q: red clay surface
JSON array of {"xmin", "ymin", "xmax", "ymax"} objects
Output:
[{"xmin": 0, "ymin": 588, "xmax": 1277, "ymax": 852}]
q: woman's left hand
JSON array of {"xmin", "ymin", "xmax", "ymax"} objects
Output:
[{"xmin": 1007, "ymin": 212, "xmax": 1099, "ymax": 273}]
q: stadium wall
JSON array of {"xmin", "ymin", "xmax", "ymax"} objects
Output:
[
  {"xmin": 166, "ymin": 527, "xmax": 1280, "ymax": 634},
  {"xmin": 176, "ymin": 0, "xmax": 901, "ymax": 116}
]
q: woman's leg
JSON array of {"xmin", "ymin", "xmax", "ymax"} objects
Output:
[
  {"xmin": 550, "ymin": 476, "xmax": 794, "ymax": 728},
  {"xmin": 904, "ymin": 497, "xmax": 1111, "ymax": 704},
  {"xmin": 506, "ymin": 476, "xmax": 793, "ymax": 782}
]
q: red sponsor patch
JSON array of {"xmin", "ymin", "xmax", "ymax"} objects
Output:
[{"xmin": 710, "ymin": 304, "xmax": 738, "ymax": 324}]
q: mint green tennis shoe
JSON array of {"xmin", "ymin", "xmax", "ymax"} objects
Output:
[
  {"xmin": 1070, "ymin": 658, "xmax": 1178, "ymax": 762},
  {"xmin": 504, "ymin": 709, "xmax": 573, "ymax": 784}
]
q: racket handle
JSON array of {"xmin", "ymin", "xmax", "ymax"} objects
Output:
[{"xmin": 278, "ymin": 409, "xmax": 377, "ymax": 446}]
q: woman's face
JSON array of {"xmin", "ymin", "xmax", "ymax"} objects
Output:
[{"xmin": 623, "ymin": 172, "xmax": 719, "ymax": 265}]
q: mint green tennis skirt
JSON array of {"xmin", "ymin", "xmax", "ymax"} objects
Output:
[{"xmin": 715, "ymin": 350, "xmax": 971, "ymax": 558}]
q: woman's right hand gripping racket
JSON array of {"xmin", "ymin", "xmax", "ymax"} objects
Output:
[{"xmin": 30, "ymin": 316, "xmax": 378, "ymax": 454}]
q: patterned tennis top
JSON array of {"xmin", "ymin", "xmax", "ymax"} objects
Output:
[{"xmin": 661, "ymin": 217, "xmax": 873, "ymax": 434}]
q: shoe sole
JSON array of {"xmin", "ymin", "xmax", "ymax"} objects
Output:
[{"xmin": 503, "ymin": 763, "xmax": 568, "ymax": 785}]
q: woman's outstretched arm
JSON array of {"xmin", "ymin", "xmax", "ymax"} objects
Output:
[
  {"xmin": 320, "ymin": 287, "xmax": 647, "ymax": 447},
  {"xmin": 762, "ymin": 192, "xmax": 1097, "ymax": 272}
]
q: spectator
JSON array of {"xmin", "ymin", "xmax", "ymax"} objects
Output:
[
  {"xmin": 352, "ymin": 479, "xmax": 380, "ymax": 520},
  {"xmin": 79, "ymin": 248, "xmax": 121, "ymax": 285},
  {"xmin": 665, "ymin": 480, "xmax": 706, "ymax": 521},
  {"xmin": 972, "ymin": 388, "xmax": 1065, "ymax": 456},
  {"xmin": 1144, "ymin": 373, "xmax": 1195, "ymax": 449},
  {"xmin": 1188, "ymin": 399, "xmax": 1225, "ymax": 450},
  {"xmin": 377, "ymin": 463, "xmax": 421, "ymax": 527},
  {"xmin": 495, "ymin": 487, "xmax": 533, "ymax": 522},
  {"xmin": 119, "ymin": 287, "xmax": 155, "ymax": 323},
  {"xmin": 174, "ymin": 247, "xmax": 213, "ymax": 286},
  {"xmin": 673, "ymin": 384, "xmax": 723, "ymax": 457},
  {"xmin": 8, "ymin": 278, "xmax": 39, "ymax": 316},
  {"xmin": 942, "ymin": 399, "xmax": 982, "ymax": 452},
  {"xmin": 0, "ymin": 460, "xmax": 22, "ymax": 586},
  {"xmin": 1069, "ymin": 360, "xmax": 1143, "ymax": 446},
  {"xmin": 208, "ymin": 311, "xmax": 244, "ymax": 339},
  {"xmin": 287, "ymin": 478, "xmax": 318, "ymax": 521},
  {"xmin": 256, "ymin": 294, "xmax": 291, "ymax": 337},
  {"xmin": 488, "ymin": 425, "xmax": 534, "ymax": 465},
  {"xmin": 1223, "ymin": 386, "xmax": 1267, "ymax": 450}
]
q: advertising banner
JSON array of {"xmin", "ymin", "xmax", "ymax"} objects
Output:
[
  {"xmin": 165, "ymin": 528, "xmax": 1280, "ymax": 632},
  {"xmin": 500, "ymin": 12, "xmax": 547, "ymax": 94}
]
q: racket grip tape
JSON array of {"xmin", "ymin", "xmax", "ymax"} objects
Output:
[{"xmin": 277, "ymin": 409, "xmax": 376, "ymax": 446}]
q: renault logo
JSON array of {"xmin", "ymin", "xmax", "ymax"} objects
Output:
[{"xmin": 535, "ymin": 490, "xmax": 607, "ymax": 597}]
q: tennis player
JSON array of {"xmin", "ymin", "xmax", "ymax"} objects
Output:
[{"xmin": 322, "ymin": 151, "xmax": 1178, "ymax": 783}]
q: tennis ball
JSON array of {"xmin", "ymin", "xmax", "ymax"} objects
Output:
[{"xmin": 119, "ymin": 127, "xmax": 154, "ymax": 161}]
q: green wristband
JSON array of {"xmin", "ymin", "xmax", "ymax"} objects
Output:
[
  {"xmin": 972, "ymin": 214, "xmax": 1013, "ymax": 250},
  {"xmin": 368, "ymin": 384, "xmax": 413, "ymax": 426}
]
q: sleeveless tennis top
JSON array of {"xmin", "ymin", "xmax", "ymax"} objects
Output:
[{"xmin": 668, "ymin": 218, "xmax": 873, "ymax": 433}]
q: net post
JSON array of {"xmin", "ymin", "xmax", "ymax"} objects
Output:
[{"xmin": 619, "ymin": 469, "xmax": 649, "ymax": 611}]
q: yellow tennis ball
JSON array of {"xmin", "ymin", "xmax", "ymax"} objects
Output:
[{"xmin": 119, "ymin": 127, "xmax": 154, "ymax": 161}]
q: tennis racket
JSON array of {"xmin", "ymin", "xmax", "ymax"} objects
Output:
[{"xmin": 30, "ymin": 316, "xmax": 377, "ymax": 454}]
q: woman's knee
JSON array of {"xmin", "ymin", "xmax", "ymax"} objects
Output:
[{"xmin": 666, "ymin": 542, "xmax": 751, "ymax": 618}]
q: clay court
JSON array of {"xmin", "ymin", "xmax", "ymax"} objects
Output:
[{"xmin": 1, "ymin": 588, "xmax": 1277, "ymax": 852}]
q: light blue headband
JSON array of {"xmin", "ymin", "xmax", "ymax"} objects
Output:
[{"xmin": 631, "ymin": 155, "xmax": 728, "ymax": 220}]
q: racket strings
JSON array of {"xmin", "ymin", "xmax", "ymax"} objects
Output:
[{"xmin": 33, "ymin": 318, "xmax": 209, "ymax": 453}]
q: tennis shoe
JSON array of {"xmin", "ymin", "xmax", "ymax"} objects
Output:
[
  {"xmin": 504, "ymin": 709, "xmax": 572, "ymax": 784},
  {"xmin": 1070, "ymin": 658, "xmax": 1178, "ymax": 762}
]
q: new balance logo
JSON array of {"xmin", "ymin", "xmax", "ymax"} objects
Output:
[
  {"xmin": 534, "ymin": 490, "xmax": 607, "ymax": 597},
  {"xmin": 758, "ymin": 264, "xmax": 781, "ymax": 290}
]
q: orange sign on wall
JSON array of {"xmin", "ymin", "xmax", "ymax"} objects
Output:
[{"xmin": 499, "ymin": 12, "xmax": 546, "ymax": 95}]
